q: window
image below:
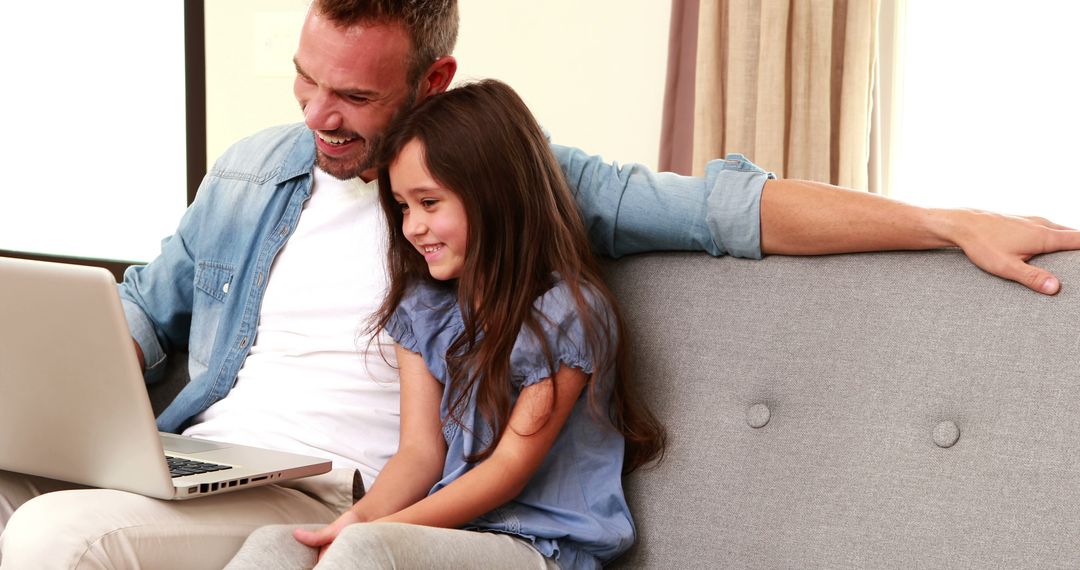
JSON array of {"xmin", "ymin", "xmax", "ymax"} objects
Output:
[
  {"xmin": 892, "ymin": 1, "xmax": 1080, "ymax": 227},
  {"xmin": 0, "ymin": 1, "xmax": 195, "ymax": 264}
]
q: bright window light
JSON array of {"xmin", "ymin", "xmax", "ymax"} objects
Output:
[
  {"xmin": 0, "ymin": 2, "xmax": 188, "ymax": 263},
  {"xmin": 893, "ymin": 1, "xmax": 1080, "ymax": 229}
]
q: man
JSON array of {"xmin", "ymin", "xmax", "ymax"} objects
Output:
[{"xmin": 2, "ymin": 1, "xmax": 1078, "ymax": 568}]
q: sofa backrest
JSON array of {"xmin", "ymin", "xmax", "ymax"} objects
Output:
[{"xmin": 604, "ymin": 250, "xmax": 1080, "ymax": 568}]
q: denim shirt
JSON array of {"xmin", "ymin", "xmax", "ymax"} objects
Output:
[
  {"xmin": 118, "ymin": 122, "xmax": 773, "ymax": 433},
  {"xmin": 385, "ymin": 278, "xmax": 629, "ymax": 569}
]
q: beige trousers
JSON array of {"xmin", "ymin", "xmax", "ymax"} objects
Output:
[{"xmin": 0, "ymin": 468, "xmax": 356, "ymax": 570}]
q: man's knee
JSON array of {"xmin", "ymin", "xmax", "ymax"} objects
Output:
[
  {"xmin": 2, "ymin": 490, "xmax": 109, "ymax": 568},
  {"xmin": 1, "ymin": 488, "xmax": 176, "ymax": 570},
  {"xmin": 0, "ymin": 470, "xmax": 78, "ymax": 530}
]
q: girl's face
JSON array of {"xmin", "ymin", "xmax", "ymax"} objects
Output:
[{"xmin": 389, "ymin": 139, "xmax": 468, "ymax": 280}]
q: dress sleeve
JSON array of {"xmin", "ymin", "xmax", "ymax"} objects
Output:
[
  {"xmin": 384, "ymin": 281, "xmax": 460, "ymax": 357},
  {"xmin": 384, "ymin": 296, "xmax": 421, "ymax": 354},
  {"xmin": 509, "ymin": 283, "xmax": 612, "ymax": 389}
]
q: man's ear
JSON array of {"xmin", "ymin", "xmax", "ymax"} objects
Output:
[{"xmin": 417, "ymin": 55, "xmax": 457, "ymax": 100}]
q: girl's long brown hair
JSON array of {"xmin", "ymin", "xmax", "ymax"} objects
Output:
[{"xmin": 371, "ymin": 79, "xmax": 664, "ymax": 472}]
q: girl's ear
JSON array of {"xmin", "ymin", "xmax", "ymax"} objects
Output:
[{"xmin": 416, "ymin": 55, "xmax": 457, "ymax": 101}]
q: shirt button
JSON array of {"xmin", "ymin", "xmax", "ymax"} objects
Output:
[
  {"xmin": 746, "ymin": 403, "xmax": 770, "ymax": 429},
  {"xmin": 934, "ymin": 421, "xmax": 960, "ymax": 448},
  {"xmin": 222, "ymin": 282, "xmax": 230, "ymax": 294}
]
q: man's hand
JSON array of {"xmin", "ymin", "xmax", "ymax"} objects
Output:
[
  {"xmin": 760, "ymin": 179, "xmax": 1080, "ymax": 295},
  {"xmin": 936, "ymin": 209, "xmax": 1080, "ymax": 295},
  {"xmin": 294, "ymin": 509, "xmax": 364, "ymax": 561}
]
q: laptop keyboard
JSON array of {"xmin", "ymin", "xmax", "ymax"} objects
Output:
[{"xmin": 166, "ymin": 455, "xmax": 233, "ymax": 478}]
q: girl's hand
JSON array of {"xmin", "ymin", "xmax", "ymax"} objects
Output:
[
  {"xmin": 291, "ymin": 344, "xmax": 445, "ymax": 560},
  {"xmin": 294, "ymin": 510, "xmax": 364, "ymax": 560}
]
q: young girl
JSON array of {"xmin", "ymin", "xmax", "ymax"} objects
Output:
[{"xmin": 292, "ymin": 80, "xmax": 664, "ymax": 569}]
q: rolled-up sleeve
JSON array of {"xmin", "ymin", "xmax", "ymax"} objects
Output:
[
  {"xmin": 705, "ymin": 153, "xmax": 775, "ymax": 259},
  {"xmin": 552, "ymin": 144, "xmax": 773, "ymax": 259},
  {"xmin": 121, "ymin": 296, "xmax": 168, "ymax": 381},
  {"xmin": 118, "ymin": 234, "xmax": 195, "ymax": 385}
]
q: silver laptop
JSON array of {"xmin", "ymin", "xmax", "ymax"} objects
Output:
[{"xmin": 0, "ymin": 256, "xmax": 332, "ymax": 500}]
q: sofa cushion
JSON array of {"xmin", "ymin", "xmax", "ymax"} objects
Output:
[{"xmin": 604, "ymin": 250, "xmax": 1080, "ymax": 568}]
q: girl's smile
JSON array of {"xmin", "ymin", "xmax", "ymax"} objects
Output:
[{"xmin": 388, "ymin": 139, "xmax": 468, "ymax": 280}]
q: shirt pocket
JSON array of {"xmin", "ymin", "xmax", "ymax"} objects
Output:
[
  {"xmin": 194, "ymin": 261, "xmax": 236, "ymax": 303},
  {"xmin": 190, "ymin": 260, "xmax": 236, "ymax": 367}
]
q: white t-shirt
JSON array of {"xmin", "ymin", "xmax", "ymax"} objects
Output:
[{"xmin": 183, "ymin": 167, "xmax": 400, "ymax": 488}]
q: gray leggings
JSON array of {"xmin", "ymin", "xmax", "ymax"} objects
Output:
[{"xmin": 225, "ymin": 522, "xmax": 560, "ymax": 570}]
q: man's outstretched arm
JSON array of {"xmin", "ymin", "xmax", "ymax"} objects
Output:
[
  {"xmin": 760, "ymin": 178, "xmax": 1080, "ymax": 295},
  {"xmin": 554, "ymin": 142, "xmax": 1080, "ymax": 294}
]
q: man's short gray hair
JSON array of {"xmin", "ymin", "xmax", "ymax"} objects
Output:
[{"xmin": 314, "ymin": 0, "xmax": 459, "ymax": 86}]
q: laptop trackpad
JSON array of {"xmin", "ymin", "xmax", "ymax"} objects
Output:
[{"xmin": 160, "ymin": 433, "xmax": 231, "ymax": 454}]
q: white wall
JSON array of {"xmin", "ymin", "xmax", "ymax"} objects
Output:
[
  {"xmin": 205, "ymin": 1, "xmax": 672, "ymax": 170},
  {"xmin": 205, "ymin": 0, "xmax": 310, "ymax": 166},
  {"xmin": 453, "ymin": 1, "xmax": 671, "ymax": 169}
]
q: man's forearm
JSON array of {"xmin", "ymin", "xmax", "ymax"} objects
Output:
[{"xmin": 760, "ymin": 178, "xmax": 954, "ymax": 255}]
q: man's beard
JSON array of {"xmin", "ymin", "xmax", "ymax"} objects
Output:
[
  {"xmin": 314, "ymin": 87, "xmax": 419, "ymax": 181},
  {"xmin": 314, "ymin": 135, "xmax": 374, "ymax": 180}
]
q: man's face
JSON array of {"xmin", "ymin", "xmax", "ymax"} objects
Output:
[{"xmin": 293, "ymin": 11, "xmax": 416, "ymax": 180}]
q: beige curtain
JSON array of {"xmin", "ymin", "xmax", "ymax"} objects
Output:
[{"xmin": 661, "ymin": 0, "xmax": 901, "ymax": 195}]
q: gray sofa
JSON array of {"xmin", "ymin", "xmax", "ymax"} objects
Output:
[
  {"xmin": 152, "ymin": 249, "xmax": 1080, "ymax": 567},
  {"xmin": 605, "ymin": 249, "xmax": 1080, "ymax": 568}
]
